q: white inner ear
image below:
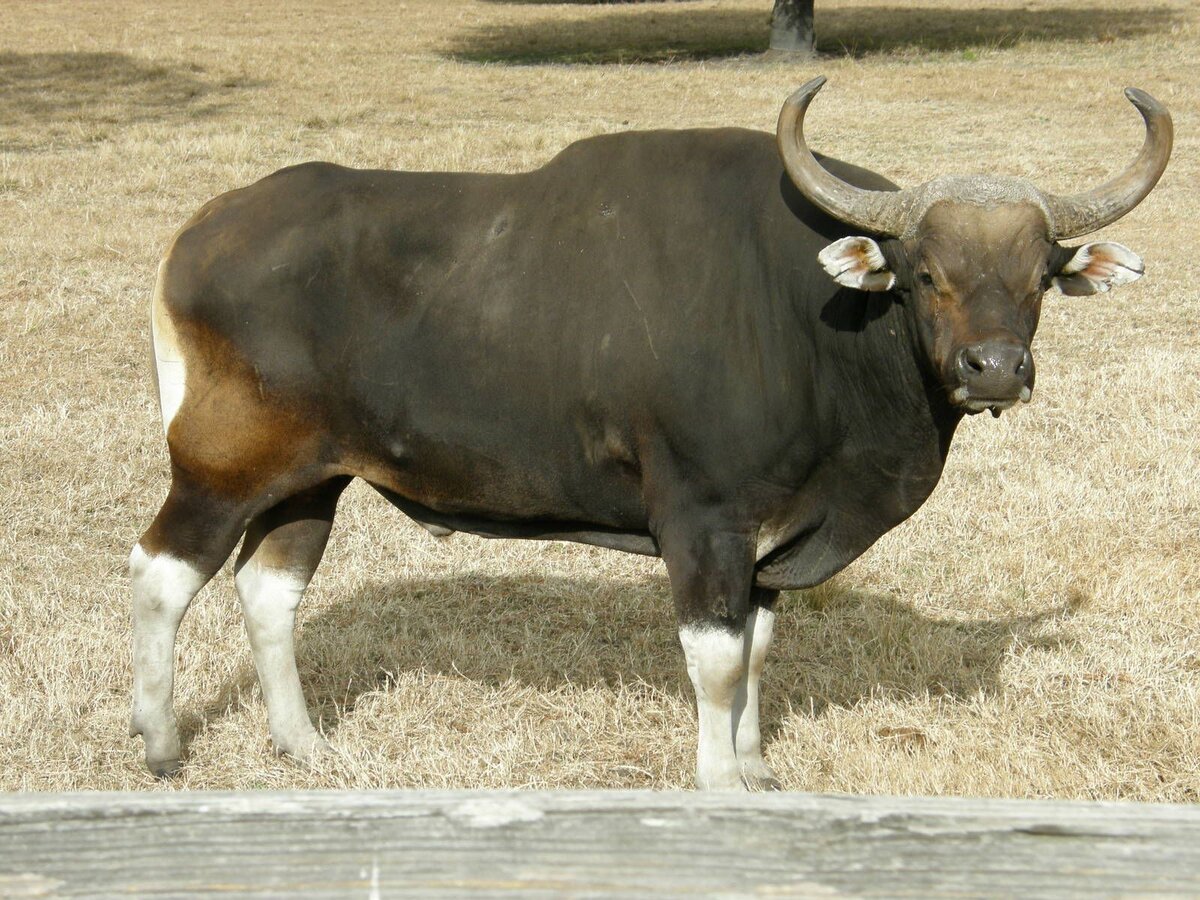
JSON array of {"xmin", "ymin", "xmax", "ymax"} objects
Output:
[
  {"xmin": 1053, "ymin": 241, "xmax": 1144, "ymax": 296},
  {"xmin": 818, "ymin": 236, "xmax": 896, "ymax": 292}
]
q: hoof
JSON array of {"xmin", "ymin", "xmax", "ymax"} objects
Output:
[
  {"xmin": 740, "ymin": 760, "xmax": 783, "ymax": 792},
  {"xmin": 742, "ymin": 773, "xmax": 783, "ymax": 792},
  {"xmin": 134, "ymin": 717, "xmax": 182, "ymax": 777},
  {"xmin": 146, "ymin": 755, "xmax": 182, "ymax": 778},
  {"xmin": 695, "ymin": 766, "xmax": 749, "ymax": 792},
  {"xmin": 275, "ymin": 730, "xmax": 332, "ymax": 767}
]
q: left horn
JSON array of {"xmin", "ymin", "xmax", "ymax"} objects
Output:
[
  {"xmin": 776, "ymin": 76, "xmax": 913, "ymax": 237},
  {"xmin": 1044, "ymin": 88, "xmax": 1173, "ymax": 240}
]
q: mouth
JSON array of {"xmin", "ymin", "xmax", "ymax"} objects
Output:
[{"xmin": 950, "ymin": 385, "xmax": 1032, "ymax": 418}]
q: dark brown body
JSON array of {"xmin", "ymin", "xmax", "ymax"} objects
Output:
[
  {"xmin": 150, "ymin": 133, "xmax": 953, "ymax": 590},
  {"xmin": 130, "ymin": 79, "xmax": 1169, "ymax": 789}
]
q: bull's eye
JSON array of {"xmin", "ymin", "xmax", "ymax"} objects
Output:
[{"xmin": 917, "ymin": 271, "xmax": 935, "ymax": 288}]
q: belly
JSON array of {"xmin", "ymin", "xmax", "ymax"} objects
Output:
[
  {"xmin": 340, "ymin": 398, "xmax": 652, "ymax": 536},
  {"xmin": 370, "ymin": 483, "xmax": 660, "ymax": 556}
]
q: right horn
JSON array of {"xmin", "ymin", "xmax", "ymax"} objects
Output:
[
  {"xmin": 777, "ymin": 76, "xmax": 913, "ymax": 237},
  {"xmin": 1043, "ymin": 88, "xmax": 1173, "ymax": 240}
]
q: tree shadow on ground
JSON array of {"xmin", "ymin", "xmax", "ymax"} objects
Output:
[
  {"xmin": 180, "ymin": 571, "xmax": 1078, "ymax": 752},
  {"xmin": 0, "ymin": 52, "xmax": 257, "ymax": 152},
  {"xmin": 483, "ymin": 0, "xmax": 701, "ymax": 4},
  {"xmin": 445, "ymin": 4, "xmax": 1179, "ymax": 65}
]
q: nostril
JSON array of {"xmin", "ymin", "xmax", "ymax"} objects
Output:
[
  {"xmin": 958, "ymin": 346, "xmax": 986, "ymax": 376},
  {"xmin": 1015, "ymin": 348, "xmax": 1033, "ymax": 378}
]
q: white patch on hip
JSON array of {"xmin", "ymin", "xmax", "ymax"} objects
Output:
[{"xmin": 150, "ymin": 258, "xmax": 186, "ymax": 433}]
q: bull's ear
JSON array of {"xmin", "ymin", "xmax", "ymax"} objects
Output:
[
  {"xmin": 1053, "ymin": 241, "xmax": 1144, "ymax": 296},
  {"xmin": 818, "ymin": 236, "xmax": 896, "ymax": 292}
]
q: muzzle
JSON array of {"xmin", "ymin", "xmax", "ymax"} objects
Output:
[{"xmin": 950, "ymin": 338, "xmax": 1034, "ymax": 417}]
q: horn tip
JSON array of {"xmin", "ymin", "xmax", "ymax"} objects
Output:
[
  {"xmin": 784, "ymin": 75, "xmax": 827, "ymax": 111},
  {"xmin": 1123, "ymin": 86, "xmax": 1166, "ymax": 115}
]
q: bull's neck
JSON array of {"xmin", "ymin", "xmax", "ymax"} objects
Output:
[{"xmin": 791, "ymin": 267, "xmax": 962, "ymax": 471}]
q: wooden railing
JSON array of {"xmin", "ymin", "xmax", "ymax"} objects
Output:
[{"xmin": 2, "ymin": 790, "xmax": 1198, "ymax": 897}]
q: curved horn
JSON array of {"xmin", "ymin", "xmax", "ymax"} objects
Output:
[
  {"xmin": 776, "ymin": 76, "xmax": 911, "ymax": 236},
  {"xmin": 1044, "ymin": 88, "xmax": 1173, "ymax": 240}
]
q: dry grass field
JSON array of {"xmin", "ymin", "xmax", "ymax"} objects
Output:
[{"xmin": 1, "ymin": 0, "xmax": 1197, "ymax": 799}]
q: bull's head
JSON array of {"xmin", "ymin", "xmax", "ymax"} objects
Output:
[{"xmin": 778, "ymin": 77, "xmax": 1172, "ymax": 416}]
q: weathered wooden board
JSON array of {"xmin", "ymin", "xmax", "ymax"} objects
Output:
[{"xmin": 1, "ymin": 790, "xmax": 1198, "ymax": 898}]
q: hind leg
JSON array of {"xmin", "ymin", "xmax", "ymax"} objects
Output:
[
  {"xmin": 234, "ymin": 477, "xmax": 349, "ymax": 763},
  {"xmin": 130, "ymin": 480, "xmax": 255, "ymax": 776}
]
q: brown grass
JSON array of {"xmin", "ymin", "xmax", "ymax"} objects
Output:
[{"xmin": 0, "ymin": 0, "xmax": 1197, "ymax": 798}]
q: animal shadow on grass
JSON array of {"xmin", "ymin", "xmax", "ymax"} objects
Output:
[
  {"xmin": 446, "ymin": 4, "xmax": 1179, "ymax": 65},
  {"xmin": 181, "ymin": 570, "xmax": 1078, "ymax": 757},
  {"xmin": 0, "ymin": 51, "xmax": 257, "ymax": 152}
]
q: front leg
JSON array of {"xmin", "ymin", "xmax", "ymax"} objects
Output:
[
  {"xmin": 661, "ymin": 522, "xmax": 766, "ymax": 791},
  {"xmin": 734, "ymin": 590, "xmax": 781, "ymax": 791}
]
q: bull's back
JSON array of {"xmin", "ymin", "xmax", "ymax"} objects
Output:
[
  {"xmin": 153, "ymin": 159, "xmax": 666, "ymax": 525},
  {"xmin": 151, "ymin": 131, "xmax": 830, "ymax": 530}
]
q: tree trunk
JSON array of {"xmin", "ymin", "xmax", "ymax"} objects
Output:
[{"xmin": 769, "ymin": 0, "xmax": 815, "ymax": 56}]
